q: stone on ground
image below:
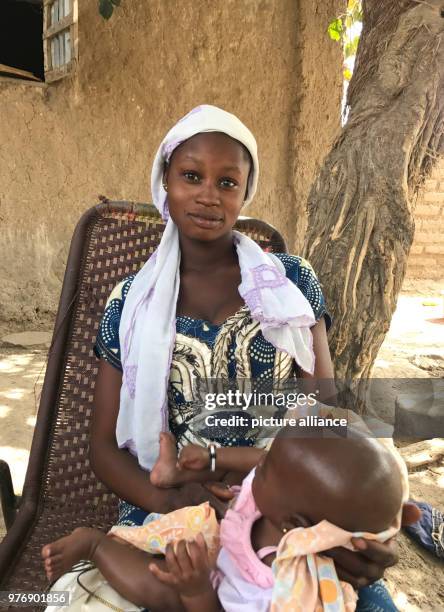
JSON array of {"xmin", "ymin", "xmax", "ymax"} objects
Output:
[{"xmin": 1, "ymin": 331, "xmax": 51, "ymax": 348}]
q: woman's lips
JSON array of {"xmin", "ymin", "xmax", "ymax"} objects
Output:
[{"xmin": 188, "ymin": 213, "xmax": 223, "ymax": 229}]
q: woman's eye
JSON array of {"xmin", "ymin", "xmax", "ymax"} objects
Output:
[
  {"xmin": 220, "ymin": 178, "xmax": 237, "ymax": 188},
  {"xmin": 184, "ymin": 172, "xmax": 200, "ymax": 182}
]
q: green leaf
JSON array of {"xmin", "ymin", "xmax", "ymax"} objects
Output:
[
  {"xmin": 343, "ymin": 67, "xmax": 353, "ymax": 81},
  {"xmin": 99, "ymin": 0, "xmax": 114, "ymax": 19},
  {"xmin": 328, "ymin": 18, "xmax": 343, "ymax": 42}
]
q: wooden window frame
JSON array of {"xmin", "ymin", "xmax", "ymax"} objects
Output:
[{"xmin": 43, "ymin": 0, "xmax": 78, "ymax": 83}]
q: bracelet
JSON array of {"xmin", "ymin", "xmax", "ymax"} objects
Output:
[{"xmin": 208, "ymin": 444, "xmax": 217, "ymax": 472}]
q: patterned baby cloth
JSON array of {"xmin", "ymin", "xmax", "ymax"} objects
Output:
[
  {"xmin": 271, "ymin": 521, "xmax": 398, "ymax": 612},
  {"xmin": 109, "ymin": 501, "xmax": 220, "ymax": 564}
]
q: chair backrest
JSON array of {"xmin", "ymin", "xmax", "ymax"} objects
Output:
[{"xmin": 0, "ymin": 201, "xmax": 286, "ymax": 593}]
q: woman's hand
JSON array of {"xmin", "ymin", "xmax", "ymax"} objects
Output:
[
  {"xmin": 326, "ymin": 538, "xmax": 398, "ymax": 588},
  {"xmin": 327, "ymin": 502, "xmax": 421, "ymax": 588},
  {"xmin": 204, "ymin": 481, "xmax": 236, "ymax": 502},
  {"xmin": 161, "ymin": 482, "xmax": 233, "ymax": 519}
]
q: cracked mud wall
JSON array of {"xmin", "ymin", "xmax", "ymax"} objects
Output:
[{"xmin": 0, "ymin": 0, "xmax": 343, "ymax": 326}]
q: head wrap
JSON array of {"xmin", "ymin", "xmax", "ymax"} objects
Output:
[{"xmin": 118, "ymin": 105, "xmax": 316, "ymax": 470}]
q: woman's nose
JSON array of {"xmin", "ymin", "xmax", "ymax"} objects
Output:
[{"xmin": 196, "ymin": 180, "xmax": 221, "ymax": 206}]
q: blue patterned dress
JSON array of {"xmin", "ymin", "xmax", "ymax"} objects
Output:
[
  {"xmin": 94, "ymin": 254, "xmax": 328, "ymax": 515},
  {"xmin": 93, "ymin": 253, "xmax": 396, "ymax": 612}
]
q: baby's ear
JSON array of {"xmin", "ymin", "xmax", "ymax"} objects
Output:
[{"xmin": 283, "ymin": 513, "xmax": 312, "ymax": 531}]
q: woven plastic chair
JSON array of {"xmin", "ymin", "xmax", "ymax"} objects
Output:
[{"xmin": 0, "ymin": 201, "xmax": 286, "ymax": 603}]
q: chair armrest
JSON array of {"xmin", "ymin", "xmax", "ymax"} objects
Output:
[{"xmin": 0, "ymin": 460, "xmax": 17, "ymax": 530}]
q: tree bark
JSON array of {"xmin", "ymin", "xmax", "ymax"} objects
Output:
[{"xmin": 303, "ymin": 0, "xmax": 444, "ymax": 387}]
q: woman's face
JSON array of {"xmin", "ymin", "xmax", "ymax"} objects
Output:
[{"xmin": 164, "ymin": 132, "xmax": 251, "ymax": 242}]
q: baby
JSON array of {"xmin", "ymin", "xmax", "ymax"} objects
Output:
[{"xmin": 42, "ymin": 427, "xmax": 406, "ymax": 612}]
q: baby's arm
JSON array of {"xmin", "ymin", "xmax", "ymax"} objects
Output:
[{"xmin": 179, "ymin": 444, "xmax": 264, "ymax": 474}]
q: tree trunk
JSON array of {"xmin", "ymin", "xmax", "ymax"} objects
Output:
[{"xmin": 303, "ymin": 0, "xmax": 444, "ymax": 388}]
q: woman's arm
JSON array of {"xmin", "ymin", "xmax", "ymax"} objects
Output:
[
  {"xmin": 308, "ymin": 316, "xmax": 335, "ymax": 379},
  {"xmin": 90, "ymin": 359, "xmax": 173, "ymax": 511},
  {"xmin": 90, "ymin": 359, "xmax": 229, "ymax": 516},
  {"xmin": 299, "ymin": 317, "xmax": 337, "ymax": 405}
]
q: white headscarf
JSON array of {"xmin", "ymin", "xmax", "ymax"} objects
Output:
[{"xmin": 118, "ymin": 105, "xmax": 316, "ymax": 470}]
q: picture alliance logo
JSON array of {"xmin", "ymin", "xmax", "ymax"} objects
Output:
[{"xmin": 203, "ymin": 412, "xmax": 349, "ymax": 430}]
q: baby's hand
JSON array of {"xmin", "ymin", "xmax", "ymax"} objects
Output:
[
  {"xmin": 149, "ymin": 533, "xmax": 213, "ymax": 598},
  {"xmin": 178, "ymin": 444, "xmax": 210, "ymax": 471}
]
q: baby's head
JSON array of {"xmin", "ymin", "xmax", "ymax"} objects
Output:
[{"xmin": 251, "ymin": 427, "xmax": 404, "ymax": 534}]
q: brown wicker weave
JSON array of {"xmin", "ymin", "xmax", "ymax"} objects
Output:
[{"xmin": 0, "ymin": 201, "xmax": 286, "ymax": 606}]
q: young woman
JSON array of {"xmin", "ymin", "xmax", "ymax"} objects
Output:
[{"xmin": 72, "ymin": 105, "xmax": 418, "ymax": 609}]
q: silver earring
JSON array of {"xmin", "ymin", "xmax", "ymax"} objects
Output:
[
  {"xmin": 282, "ymin": 527, "xmax": 288, "ymax": 534},
  {"xmin": 163, "ymin": 183, "xmax": 168, "ymax": 191}
]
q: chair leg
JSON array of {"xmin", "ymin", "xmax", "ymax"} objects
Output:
[{"xmin": 0, "ymin": 460, "xmax": 17, "ymax": 530}]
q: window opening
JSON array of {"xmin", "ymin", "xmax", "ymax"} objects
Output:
[{"xmin": 0, "ymin": 0, "xmax": 44, "ymax": 82}]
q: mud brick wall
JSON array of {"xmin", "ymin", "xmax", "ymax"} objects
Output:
[
  {"xmin": 0, "ymin": 0, "xmax": 343, "ymax": 325},
  {"xmin": 407, "ymin": 158, "xmax": 444, "ymax": 280}
]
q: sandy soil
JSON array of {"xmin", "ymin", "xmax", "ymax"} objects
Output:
[{"xmin": 0, "ymin": 281, "xmax": 443, "ymax": 609}]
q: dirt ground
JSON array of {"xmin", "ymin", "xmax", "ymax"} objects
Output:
[{"xmin": 0, "ymin": 280, "xmax": 443, "ymax": 610}]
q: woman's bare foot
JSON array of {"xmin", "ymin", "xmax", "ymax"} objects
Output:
[
  {"xmin": 41, "ymin": 527, "xmax": 104, "ymax": 582},
  {"xmin": 150, "ymin": 432, "xmax": 181, "ymax": 488}
]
